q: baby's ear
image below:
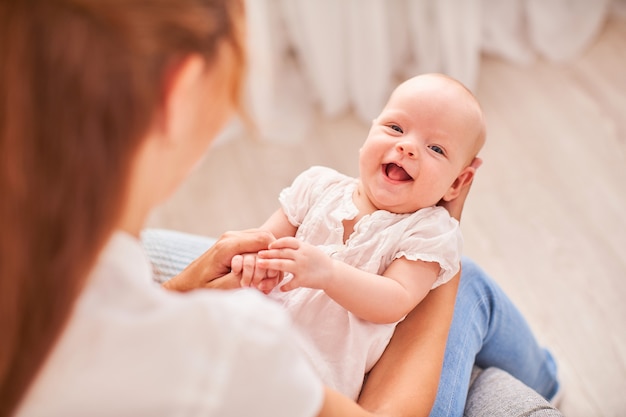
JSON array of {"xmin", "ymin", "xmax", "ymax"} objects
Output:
[{"xmin": 442, "ymin": 166, "xmax": 476, "ymax": 202}]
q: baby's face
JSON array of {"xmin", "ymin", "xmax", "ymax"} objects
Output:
[{"xmin": 358, "ymin": 75, "xmax": 484, "ymax": 214}]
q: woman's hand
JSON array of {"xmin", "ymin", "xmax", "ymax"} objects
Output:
[
  {"xmin": 163, "ymin": 229, "xmax": 275, "ymax": 292},
  {"xmin": 231, "ymin": 252, "xmax": 282, "ymax": 294},
  {"xmin": 438, "ymin": 157, "xmax": 482, "ymax": 221}
]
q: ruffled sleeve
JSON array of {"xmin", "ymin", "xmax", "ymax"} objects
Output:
[
  {"xmin": 394, "ymin": 206, "xmax": 462, "ymax": 289},
  {"xmin": 278, "ymin": 166, "xmax": 346, "ymax": 227}
]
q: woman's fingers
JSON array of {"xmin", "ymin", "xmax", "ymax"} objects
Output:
[
  {"xmin": 236, "ymin": 253, "xmax": 284, "ymax": 290},
  {"xmin": 279, "ymin": 277, "xmax": 300, "ymax": 292},
  {"xmin": 231, "ymin": 254, "xmax": 243, "ymax": 274},
  {"xmin": 257, "ymin": 274, "xmax": 281, "ymax": 294},
  {"xmin": 256, "ymin": 258, "xmax": 295, "ymax": 273},
  {"xmin": 239, "ymin": 253, "xmax": 258, "ymax": 287}
]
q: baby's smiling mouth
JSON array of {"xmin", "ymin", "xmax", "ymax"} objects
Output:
[{"xmin": 384, "ymin": 163, "xmax": 413, "ymax": 181}]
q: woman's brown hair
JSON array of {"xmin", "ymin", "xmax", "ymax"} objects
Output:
[{"xmin": 0, "ymin": 0, "xmax": 244, "ymax": 414}]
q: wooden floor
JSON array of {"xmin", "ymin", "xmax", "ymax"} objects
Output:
[{"xmin": 147, "ymin": 16, "xmax": 626, "ymax": 417}]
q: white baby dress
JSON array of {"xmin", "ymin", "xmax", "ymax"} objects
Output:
[{"xmin": 269, "ymin": 166, "xmax": 462, "ymax": 400}]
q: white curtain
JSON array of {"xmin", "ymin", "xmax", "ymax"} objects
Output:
[{"xmin": 241, "ymin": 0, "xmax": 613, "ymax": 142}]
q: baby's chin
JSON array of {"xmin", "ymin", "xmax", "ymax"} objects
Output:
[{"xmin": 370, "ymin": 195, "xmax": 425, "ymax": 215}]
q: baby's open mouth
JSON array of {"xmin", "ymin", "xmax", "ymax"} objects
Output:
[{"xmin": 384, "ymin": 163, "xmax": 413, "ymax": 181}]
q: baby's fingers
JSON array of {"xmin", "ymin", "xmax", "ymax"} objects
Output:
[
  {"xmin": 268, "ymin": 237, "xmax": 300, "ymax": 250},
  {"xmin": 256, "ymin": 258, "xmax": 295, "ymax": 274},
  {"xmin": 257, "ymin": 248, "xmax": 294, "ymax": 261},
  {"xmin": 257, "ymin": 239, "xmax": 301, "ymax": 261}
]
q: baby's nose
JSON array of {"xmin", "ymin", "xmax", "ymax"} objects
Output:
[{"xmin": 396, "ymin": 142, "xmax": 416, "ymax": 158}]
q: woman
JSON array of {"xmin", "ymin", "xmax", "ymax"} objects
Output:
[
  {"xmin": 0, "ymin": 0, "xmax": 559, "ymax": 416},
  {"xmin": 1, "ymin": 1, "xmax": 330, "ymax": 415}
]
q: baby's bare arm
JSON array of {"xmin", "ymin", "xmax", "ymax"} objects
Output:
[
  {"xmin": 325, "ymin": 257, "xmax": 439, "ymax": 323},
  {"xmin": 261, "ymin": 208, "xmax": 297, "ymax": 239},
  {"xmin": 258, "ymin": 239, "xmax": 438, "ymax": 324}
]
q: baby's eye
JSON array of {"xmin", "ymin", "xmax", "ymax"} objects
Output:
[
  {"xmin": 389, "ymin": 124, "xmax": 403, "ymax": 133},
  {"xmin": 429, "ymin": 145, "xmax": 445, "ymax": 155}
]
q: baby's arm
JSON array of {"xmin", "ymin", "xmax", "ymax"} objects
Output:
[
  {"xmin": 257, "ymin": 238, "xmax": 439, "ymax": 324},
  {"xmin": 261, "ymin": 208, "xmax": 297, "ymax": 239}
]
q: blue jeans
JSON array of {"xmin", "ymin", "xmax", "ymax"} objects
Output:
[
  {"xmin": 141, "ymin": 229, "xmax": 559, "ymax": 415},
  {"xmin": 430, "ymin": 256, "xmax": 560, "ymax": 416}
]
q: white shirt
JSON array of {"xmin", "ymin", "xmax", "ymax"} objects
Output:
[
  {"xmin": 17, "ymin": 232, "xmax": 323, "ymax": 417},
  {"xmin": 270, "ymin": 166, "xmax": 462, "ymax": 399}
]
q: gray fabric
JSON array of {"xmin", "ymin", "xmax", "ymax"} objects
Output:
[
  {"xmin": 141, "ymin": 228, "xmax": 216, "ymax": 283},
  {"xmin": 465, "ymin": 367, "xmax": 564, "ymax": 417},
  {"xmin": 140, "ymin": 229, "xmax": 564, "ymax": 416}
]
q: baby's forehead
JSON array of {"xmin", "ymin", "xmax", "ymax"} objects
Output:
[
  {"xmin": 387, "ymin": 83, "xmax": 479, "ymax": 126},
  {"xmin": 394, "ymin": 75, "xmax": 474, "ymax": 104},
  {"xmin": 386, "ymin": 77, "xmax": 485, "ymax": 154}
]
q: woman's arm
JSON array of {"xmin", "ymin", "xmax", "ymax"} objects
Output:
[
  {"xmin": 358, "ymin": 273, "xmax": 459, "ymax": 417},
  {"xmin": 317, "ymin": 387, "xmax": 377, "ymax": 417}
]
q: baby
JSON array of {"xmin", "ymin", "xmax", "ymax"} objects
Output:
[{"xmin": 232, "ymin": 73, "xmax": 486, "ymax": 400}]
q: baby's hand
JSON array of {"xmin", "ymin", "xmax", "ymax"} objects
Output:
[
  {"xmin": 256, "ymin": 237, "xmax": 334, "ymax": 292},
  {"xmin": 231, "ymin": 253, "xmax": 282, "ymax": 294}
]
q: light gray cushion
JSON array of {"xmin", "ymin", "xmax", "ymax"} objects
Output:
[
  {"xmin": 141, "ymin": 229, "xmax": 216, "ymax": 283},
  {"xmin": 465, "ymin": 367, "xmax": 563, "ymax": 417}
]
